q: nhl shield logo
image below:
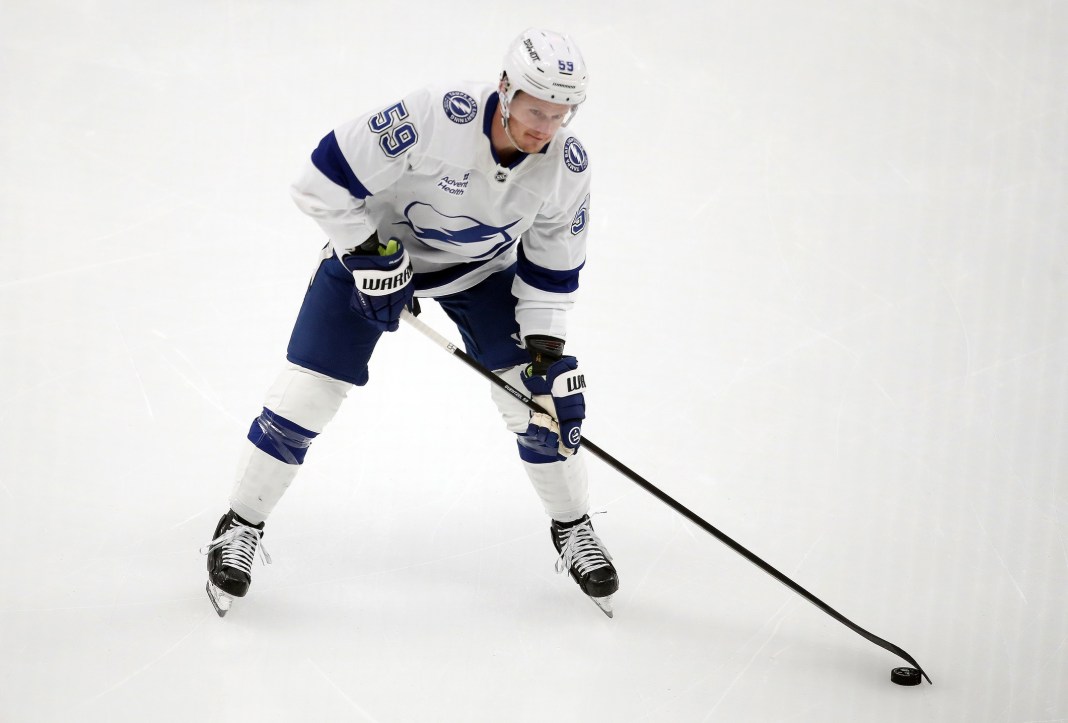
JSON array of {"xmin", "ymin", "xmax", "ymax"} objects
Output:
[
  {"xmin": 563, "ymin": 137, "xmax": 588, "ymax": 173},
  {"xmin": 443, "ymin": 91, "xmax": 478, "ymax": 124}
]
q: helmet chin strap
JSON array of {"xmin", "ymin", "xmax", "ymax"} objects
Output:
[
  {"xmin": 502, "ymin": 117, "xmax": 526, "ymax": 154},
  {"xmin": 499, "ymin": 96, "xmax": 526, "ymax": 154}
]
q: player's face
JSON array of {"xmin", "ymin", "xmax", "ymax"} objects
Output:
[{"xmin": 506, "ymin": 92, "xmax": 574, "ymax": 152}]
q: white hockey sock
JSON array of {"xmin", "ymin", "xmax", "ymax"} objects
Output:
[
  {"xmin": 229, "ymin": 444, "xmax": 299, "ymax": 524},
  {"xmin": 523, "ymin": 453, "xmax": 589, "ymax": 523},
  {"xmin": 229, "ymin": 363, "xmax": 351, "ymax": 524},
  {"xmin": 490, "ymin": 363, "xmax": 590, "ymax": 522}
]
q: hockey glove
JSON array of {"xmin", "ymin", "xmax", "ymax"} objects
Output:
[
  {"xmin": 341, "ymin": 236, "xmax": 415, "ymax": 332},
  {"xmin": 520, "ymin": 355, "xmax": 587, "ymax": 459}
]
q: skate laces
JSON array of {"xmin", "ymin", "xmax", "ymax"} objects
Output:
[
  {"xmin": 555, "ymin": 513, "xmax": 612, "ymax": 578},
  {"xmin": 200, "ymin": 519, "xmax": 272, "ymax": 574}
]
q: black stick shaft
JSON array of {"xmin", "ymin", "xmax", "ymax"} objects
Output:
[{"xmin": 400, "ymin": 310, "xmax": 931, "ymax": 685}]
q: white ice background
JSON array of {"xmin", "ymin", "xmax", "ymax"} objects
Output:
[{"xmin": 1, "ymin": 1, "xmax": 1066, "ymax": 721}]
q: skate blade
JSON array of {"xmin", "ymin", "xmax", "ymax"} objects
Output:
[
  {"xmin": 591, "ymin": 594, "xmax": 614, "ymax": 618},
  {"xmin": 206, "ymin": 581, "xmax": 234, "ymax": 618}
]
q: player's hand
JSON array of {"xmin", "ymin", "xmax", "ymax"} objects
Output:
[
  {"xmin": 342, "ymin": 237, "xmax": 414, "ymax": 332},
  {"xmin": 520, "ymin": 356, "xmax": 586, "ymax": 459}
]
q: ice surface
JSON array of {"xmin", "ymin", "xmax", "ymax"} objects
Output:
[{"xmin": 2, "ymin": 2, "xmax": 1066, "ymax": 721}]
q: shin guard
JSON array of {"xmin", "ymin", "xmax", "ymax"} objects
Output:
[{"xmin": 229, "ymin": 364, "xmax": 351, "ymax": 523}]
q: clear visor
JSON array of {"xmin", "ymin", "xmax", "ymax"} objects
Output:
[{"xmin": 504, "ymin": 91, "xmax": 579, "ymax": 129}]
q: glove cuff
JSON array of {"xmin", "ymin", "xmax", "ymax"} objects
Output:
[{"xmin": 525, "ymin": 335, "xmax": 565, "ymax": 376}]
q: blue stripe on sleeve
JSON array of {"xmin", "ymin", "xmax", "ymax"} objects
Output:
[
  {"xmin": 516, "ymin": 244, "xmax": 583, "ymax": 294},
  {"xmin": 310, "ymin": 131, "xmax": 373, "ymax": 199}
]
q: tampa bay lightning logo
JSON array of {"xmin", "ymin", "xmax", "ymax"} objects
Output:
[
  {"xmin": 443, "ymin": 91, "xmax": 478, "ymax": 124},
  {"xmin": 570, "ymin": 194, "xmax": 590, "ymax": 235},
  {"xmin": 396, "ymin": 202, "xmax": 521, "ymax": 259},
  {"xmin": 563, "ymin": 137, "xmax": 588, "ymax": 173}
]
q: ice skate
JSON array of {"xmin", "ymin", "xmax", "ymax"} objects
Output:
[
  {"xmin": 552, "ymin": 515, "xmax": 618, "ymax": 618},
  {"xmin": 201, "ymin": 510, "xmax": 271, "ymax": 617}
]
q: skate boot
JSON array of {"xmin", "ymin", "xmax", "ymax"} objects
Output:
[
  {"xmin": 552, "ymin": 514, "xmax": 619, "ymax": 618},
  {"xmin": 201, "ymin": 510, "xmax": 271, "ymax": 617}
]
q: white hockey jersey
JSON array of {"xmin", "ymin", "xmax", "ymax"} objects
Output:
[{"xmin": 289, "ymin": 82, "xmax": 592, "ymax": 341}]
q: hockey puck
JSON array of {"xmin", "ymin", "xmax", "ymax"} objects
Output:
[{"xmin": 890, "ymin": 667, "xmax": 922, "ymax": 686}]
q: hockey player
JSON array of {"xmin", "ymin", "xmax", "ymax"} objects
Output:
[{"xmin": 202, "ymin": 28, "xmax": 618, "ymax": 618}]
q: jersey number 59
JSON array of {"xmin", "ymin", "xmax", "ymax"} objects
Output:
[{"xmin": 368, "ymin": 101, "xmax": 418, "ymax": 158}]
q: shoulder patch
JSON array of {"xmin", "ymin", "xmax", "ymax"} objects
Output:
[
  {"xmin": 443, "ymin": 91, "xmax": 478, "ymax": 124},
  {"xmin": 563, "ymin": 137, "xmax": 588, "ymax": 173}
]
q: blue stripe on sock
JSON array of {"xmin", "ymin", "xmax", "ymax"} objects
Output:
[{"xmin": 247, "ymin": 408, "xmax": 318, "ymax": 465}]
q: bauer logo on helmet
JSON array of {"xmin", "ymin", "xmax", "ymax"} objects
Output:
[{"xmin": 523, "ymin": 38, "xmax": 540, "ymax": 61}]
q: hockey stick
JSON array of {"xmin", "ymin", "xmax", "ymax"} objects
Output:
[{"xmin": 399, "ymin": 309, "xmax": 932, "ymax": 685}]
